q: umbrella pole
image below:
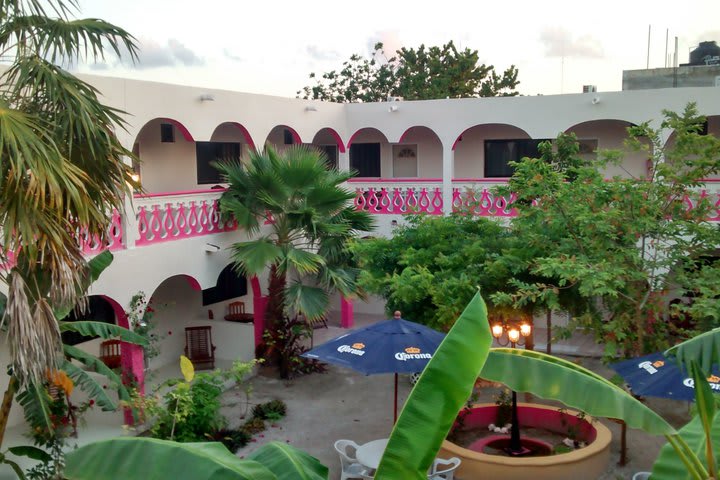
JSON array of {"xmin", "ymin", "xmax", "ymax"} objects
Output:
[{"xmin": 394, "ymin": 373, "xmax": 398, "ymax": 424}]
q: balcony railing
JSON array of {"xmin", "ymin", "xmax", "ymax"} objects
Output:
[
  {"xmin": 133, "ymin": 189, "xmax": 237, "ymax": 246},
  {"xmin": 350, "ymin": 178, "xmax": 720, "ymax": 221}
]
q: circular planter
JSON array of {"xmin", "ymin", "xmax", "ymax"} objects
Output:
[{"xmin": 439, "ymin": 403, "xmax": 612, "ymax": 480}]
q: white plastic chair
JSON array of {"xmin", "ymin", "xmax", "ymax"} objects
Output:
[
  {"xmin": 632, "ymin": 473, "xmax": 651, "ymax": 480},
  {"xmin": 428, "ymin": 457, "xmax": 461, "ymax": 480},
  {"xmin": 334, "ymin": 439, "xmax": 370, "ymax": 480}
]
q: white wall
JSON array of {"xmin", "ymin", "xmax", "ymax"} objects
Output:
[
  {"xmin": 398, "ymin": 127, "xmax": 443, "ymax": 178},
  {"xmin": 567, "ymin": 120, "xmax": 648, "ymax": 178},
  {"xmin": 136, "ymin": 120, "xmax": 198, "ymax": 192}
]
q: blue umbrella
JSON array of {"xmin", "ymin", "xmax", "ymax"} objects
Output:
[
  {"xmin": 302, "ymin": 316, "xmax": 445, "ymax": 421},
  {"xmin": 610, "ymin": 352, "xmax": 720, "ymax": 401}
]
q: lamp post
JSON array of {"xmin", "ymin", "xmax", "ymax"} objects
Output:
[{"xmin": 491, "ymin": 321, "xmax": 532, "ymax": 456}]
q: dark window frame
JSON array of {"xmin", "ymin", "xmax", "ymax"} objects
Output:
[
  {"xmin": 484, "ymin": 139, "xmax": 551, "ymax": 178},
  {"xmin": 350, "ymin": 143, "xmax": 381, "ymax": 177},
  {"xmin": 196, "ymin": 141, "xmax": 241, "ymax": 184}
]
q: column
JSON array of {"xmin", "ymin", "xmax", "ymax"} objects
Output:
[
  {"xmin": 442, "ymin": 146, "xmax": 455, "ymax": 215},
  {"xmin": 338, "ymin": 149, "xmax": 350, "ymax": 173},
  {"xmin": 340, "ymin": 296, "xmax": 354, "ymax": 329}
]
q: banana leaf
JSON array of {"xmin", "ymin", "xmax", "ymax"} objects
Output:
[
  {"xmin": 59, "ymin": 321, "xmax": 148, "ymax": 346},
  {"xmin": 651, "ymin": 407, "xmax": 720, "ymax": 479},
  {"xmin": 480, "ymin": 348, "xmax": 676, "ymax": 435},
  {"xmin": 61, "ymin": 360, "xmax": 117, "ymax": 411},
  {"xmin": 666, "ymin": 327, "xmax": 720, "ymax": 375},
  {"xmin": 375, "ymin": 292, "xmax": 492, "ymax": 479},
  {"xmin": 63, "ymin": 345, "xmax": 130, "ymax": 404},
  {"xmin": 247, "ymin": 441, "xmax": 329, "ymax": 480},
  {"xmin": 65, "ymin": 438, "xmax": 277, "ymax": 480}
]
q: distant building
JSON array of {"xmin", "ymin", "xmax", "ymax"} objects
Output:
[{"xmin": 623, "ymin": 40, "xmax": 720, "ymax": 90}]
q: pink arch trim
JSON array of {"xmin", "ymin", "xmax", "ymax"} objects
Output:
[
  {"xmin": 159, "ymin": 118, "xmax": 194, "ymax": 142},
  {"xmin": 398, "ymin": 125, "xmax": 442, "ymax": 144},
  {"xmin": 225, "ymin": 122, "xmax": 256, "ymax": 150},
  {"xmin": 179, "ymin": 274, "xmax": 202, "ymax": 291},
  {"xmin": 452, "ymin": 123, "xmax": 532, "ymax": 151},
  {"xmin": 313, "ymin": 127, "xmax": 346, "ymax": 153},
  {"xmin": 563, "ymin": 119, "xmax": 638, "ymax": 133},
  {"xmin": 347, "ymin": 127, "xmax": 390, "ymax": 148}
]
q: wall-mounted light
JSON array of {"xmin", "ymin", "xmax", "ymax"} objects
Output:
[
  {"xmin": 204, "ymin": 243, "xmax": 220, "ymax": 253},
  {"xmin": 591, "ymin": 96, "xmax": 601, "ymax": 105},
  {"xmin": 388, "ymin": 105, "xmax": 399, "ymax": 113},
  {"xmin": 305, "ymin": 105, "xmax": 318, "ymax": 112},
  {"xmin": 130, "ymin": 173, "xmax": 140, "ymax": 183},
  {"xmin": 199, "ymin": 93, "xmax": 215, "ymax": 102}
]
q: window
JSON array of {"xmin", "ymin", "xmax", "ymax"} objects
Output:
[
  {"xmin": 202, "ymin": 265, "xmax": 248, "ymax": 306},
  {"xmin": 350, "ymin": 143, "xmax": 381, "ymax": 177},
  {"xmin": 392, "ymin": 145, "xmax": 418, "ymax": 177},
  {"xmin": 196, "ymin": 142, "xmax": 241, "ymax": 184},
  {"xmin": 283, "ymin": 129, "xmax": 295, "ymax": 145},
  {"xmin": 317, "ymin": 145, "xmax": 338, "ymax": 169},
  {"xmin": 484, "ymin": 139, "xmax": 550, "ymax": 177},
  {"xmin": 160, "ymin": 123, "xmax": 175, "ymax": 143}
]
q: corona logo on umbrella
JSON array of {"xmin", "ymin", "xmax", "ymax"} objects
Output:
[
  {"xmin": 337, "ymin": 343, "xmax": 366, "ymax": 356},
  {"xmin": 683, "ymin": 375, "xmax": 720, "ymax": 391},
  {"xmin": 395, "ymin": 346, "xmax": 432, "ymax": 361}
]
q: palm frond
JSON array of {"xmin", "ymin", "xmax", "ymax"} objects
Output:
[
  {"xmin": 230, "ymin": 240, "xmax": 283, "ymax": 276},
  {"xmin": 284, "ymin": 281, "xmax": 329, "ymax": 322}
]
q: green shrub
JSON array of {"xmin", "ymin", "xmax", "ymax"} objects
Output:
[{"xmin": 252, "ymin": 399, "xmax": 287, "ymax": 421}]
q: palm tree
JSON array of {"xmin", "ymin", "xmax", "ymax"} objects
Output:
[
  {"xmin": 0, "ymin": 2, "xmax": 137, "ymax": 385},
  {"xmin": 217, "ymin": 145, "xmax": 374, "ymax": 376}
]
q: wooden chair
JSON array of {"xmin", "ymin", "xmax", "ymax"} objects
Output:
[
  {"xmin": 99, "ymin": 340, "xmax": 122, "ymax": 369},
  {"xmin": 224, "ymin": 301, "xmax": 252, "ymax": 323},
  {"xmin": 184, "ymin": 326, "xmax": 216, "ymax": 370}
]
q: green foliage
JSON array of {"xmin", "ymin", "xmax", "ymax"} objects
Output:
[
  {"xmin": 0, "ymin": 0, "xmax": 139, "ymax": 385},
  {"xmin": 218, "ymin": 145, "xmax": 372, "ymax": 378},
  {"xmin": 494, "ymin": 389, "xmax": 512, "ymax": 427},
  {"xmin": 151, "ymin": 371, "xmax": 227, "ymax": 442},
  {"xmin": 352, "ymin": 214, "xmax": 512, "ymax": 329},
  {"xmin": 246, "ymin": 441, "xmax": 329, "ymax": 480},
  {"xmin": 124, "ymin": 291, "xmax": 165, "ymax": 361},
  {"xmin": 495, "ymin": 104, "xmax": 720, "ymax": 357},
  {"xmin": 298, "ymin": 41, "xmax": 519, "ymax": 102},
  {"xmin": 252, "ymin": 399, "xmax": 287, "ymax": 421}
]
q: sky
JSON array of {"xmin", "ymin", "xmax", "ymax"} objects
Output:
[{"xmin": 75, "ymin": 0, "xmax": 720, "ymax": 98}]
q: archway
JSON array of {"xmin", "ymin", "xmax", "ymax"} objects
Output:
[{"xmin": 452, "ymin": 124, "xmax": 532, "ymax": 179}]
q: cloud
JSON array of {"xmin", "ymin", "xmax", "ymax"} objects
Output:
[
  {"xmin": 305, "ymin": 45, "xmax": 340, "ymax": 62},
  {"xmin": 223, "ymin": 49, "xmax": 243, "ymax": 62},
  {"xmin": 105, "ymin": 37, "xmax": 206, "ymax": 69},
  {"xmin": 540, "ymin": 27, "xmax": 604, "ymax": 59}
]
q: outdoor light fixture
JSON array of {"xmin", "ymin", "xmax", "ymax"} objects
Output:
[
  {"xmin": 490, "ymin": 319, "xmax": 533, "ymax": 456},
  {"xmin": 591, "ymin": 96, "xmax": 601, "ymax": 105},
  {"xmin": 305, "ymin": 105, "xmax": 318, "ymax": 112},
  {"xmin": 130, "ymin": 173, "xmax": 140, "ymax": 183},
  {"xmin": 388, "ymin": 105, "xmax": 399, "ymax": 112},
  {"xmin": 199, "ymin": 93, "xmax": 215, "ymax": 102}
]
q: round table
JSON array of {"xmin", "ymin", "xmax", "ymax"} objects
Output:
[{"xmin": 356, "ymin": 438, "xmax": 389, "ymax": 470}]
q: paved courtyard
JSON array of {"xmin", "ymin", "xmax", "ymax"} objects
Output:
[{"xmin": 229, "ymin": 317, "xmax": 691, "ymax": 480}]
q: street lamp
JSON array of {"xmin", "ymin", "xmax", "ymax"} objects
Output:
[{"xmin": 491, "ymin": 320, "xmax": 532, "ymax": 456}]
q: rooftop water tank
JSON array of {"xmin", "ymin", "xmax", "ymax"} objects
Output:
[{"xmin": 689, "ymin": 41, "xmax": 720, "ymax": 66}]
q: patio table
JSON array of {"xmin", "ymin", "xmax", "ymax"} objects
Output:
[{"xmin": 356, "ymin": 438, "xmax": 389, "ymax": 470}]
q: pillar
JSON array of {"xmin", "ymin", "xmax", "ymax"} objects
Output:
[
  {"xmin": 442, "ymin": 146, "xmax": 455, "ymax": 215},
  {"xmin": 340, "ymin": 296, "xmax": 354, "ymax": 329}
]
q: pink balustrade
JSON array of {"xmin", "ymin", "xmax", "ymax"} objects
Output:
[
  {"xmin": 353, "ymin": 186, "xmax": 444, "ymax": 215},
  {"xmin": 352, "ymin": 180, "xmax": 720, "ymax": 221},
  {"xmin": 135, "ymin": 196, "xmax": 237, "ymax": 246},
  {"xmin": 78, "ymin": 209, "xmax": 125, "ymax": 254}
]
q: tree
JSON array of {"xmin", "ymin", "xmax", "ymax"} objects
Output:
[
  {"xmin": 0, "ymin": 0, "xmax": 138, "ymax": 385},
  {"xmin": 217, "ymin": 146, "xmax": 374, "ymax": 377},
  {"xmin": 298, "ymin": 41, "xmax": 519, "ymax": 102},
  {"xmin": 493, "ymin": 105, "xmax": 720, "ymax": 358},
  {"xmin": 352, "ymin": 214, "xmax": 513, "ymax": 330}
]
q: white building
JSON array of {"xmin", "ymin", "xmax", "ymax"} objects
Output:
[{"xmin": 1, "ymin": 74, "xmax": 719, "ymax": 431}]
